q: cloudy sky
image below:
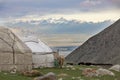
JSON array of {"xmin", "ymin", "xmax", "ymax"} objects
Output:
[{"xmin": 0, "ymin": 0, "xmax": 120, "ymax": 50}]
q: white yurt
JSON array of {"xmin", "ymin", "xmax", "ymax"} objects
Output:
[
  {"xmin": 23, "ymin": 36, "xmax": 54, "ymax": 68},
  {"xmin": 0, "ymin": 27, "xmax": 32, "ymax": 71}
]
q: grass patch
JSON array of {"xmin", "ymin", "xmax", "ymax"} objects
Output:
[
  {"xmin": 0, "ymin": 65, "xmax": 120, "ymax": 80},
  {"xmin": 0, "ymin": 72, "xmax": 32, "ymax": 80}
]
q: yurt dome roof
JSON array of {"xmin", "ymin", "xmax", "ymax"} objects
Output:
[
  {"xmin": 23, "ymin": 36, "xmax": 52, "ymax": 53},
  {"xmin": 0, "ymin": 27, "xmax": 32, "ymax": 53}
]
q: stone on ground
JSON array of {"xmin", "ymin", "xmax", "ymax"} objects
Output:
[
  {"xmin": 10, "ymin": 66, "xmax": 17, "ymax": 74},
  {"xmin": 96, "ymin": 68, "xmax": 115, "ymax": 76},
  {"xmin": 110, "ymin": 65, "xmax": 120, "ymax": 72},
  {"xmin": 22, "ymin": 70, "xmax": 43, "ymax": 77},
  {"xmin": 82, "ymin": 68, "xmax": 115, "ymax": 77},
  {"xmin": 82, "ymin": 68, "xmax": 97, "ymax": 77},
  {"xmin": 33, "ymin": 72, "xmax": 57, "ymax": 80}
]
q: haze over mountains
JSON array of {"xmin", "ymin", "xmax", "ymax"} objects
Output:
[
  {"xmin": 5, "ymin": 18, "xmax": 113, "ymax": 56},
  {"xmin": 7, "ymin": 18, "xmax": 112, "ymax": 34},
  {"xmin": 8, "ymin": 18, "xmax": 113, "ymax": 45}
]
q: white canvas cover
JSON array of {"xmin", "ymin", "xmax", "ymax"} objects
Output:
[
  {"xmin": 23, "ymin": 36, "xmax": 52, "ymax": 53},
  {"xmin": 23, "ymin": 36, "xmax": 54, "ymax": 68},
  {"xmin": 0, "ymin": 27, "xmax": 32, "ymax": 71},
  {"xmin": 33, "ymin": 53, "xmax": 54, "ymax": 68},
  {"xmin": 25, "ymin": 41, "xmax": 52, "ymax": 53}
]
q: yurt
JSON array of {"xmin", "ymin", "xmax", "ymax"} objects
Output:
[
  {"xmin": 23, "ymin": 36, "xmax": 54, "ymax": 68},
  {"xmin": 0, "ymin": 27, "xmax": 32, "ymax": 71}
]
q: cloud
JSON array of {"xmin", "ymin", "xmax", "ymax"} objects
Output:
[
  {"xmin": 0, "ymin": 1, "xmax": 5, "ymax": 12},
  {"xmin": 110, "ymin": 0, "xmax": 120, "ymax": 8},
  {"xmin": 0, "ymin": 0, "xmax": 119, "ymax": 18},
  {"xmin": 0, "ymin": 0, "xmax": 81, "ymax": 17},
  {"xmin": 79, "ymin": 0, "xmax": 120, "ymax": 12},
  {"xmin": 80, "ymin": 0, "xmax": 101, "ymax": 7},
  {"xmin": 6, "ymin": 10, "xmax": 120, "ymax": 23}
]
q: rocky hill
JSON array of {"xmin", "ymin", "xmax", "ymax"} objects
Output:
[{"xmin": 66, "ymin": 19, "xmax": 120, "ymax": 65}]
